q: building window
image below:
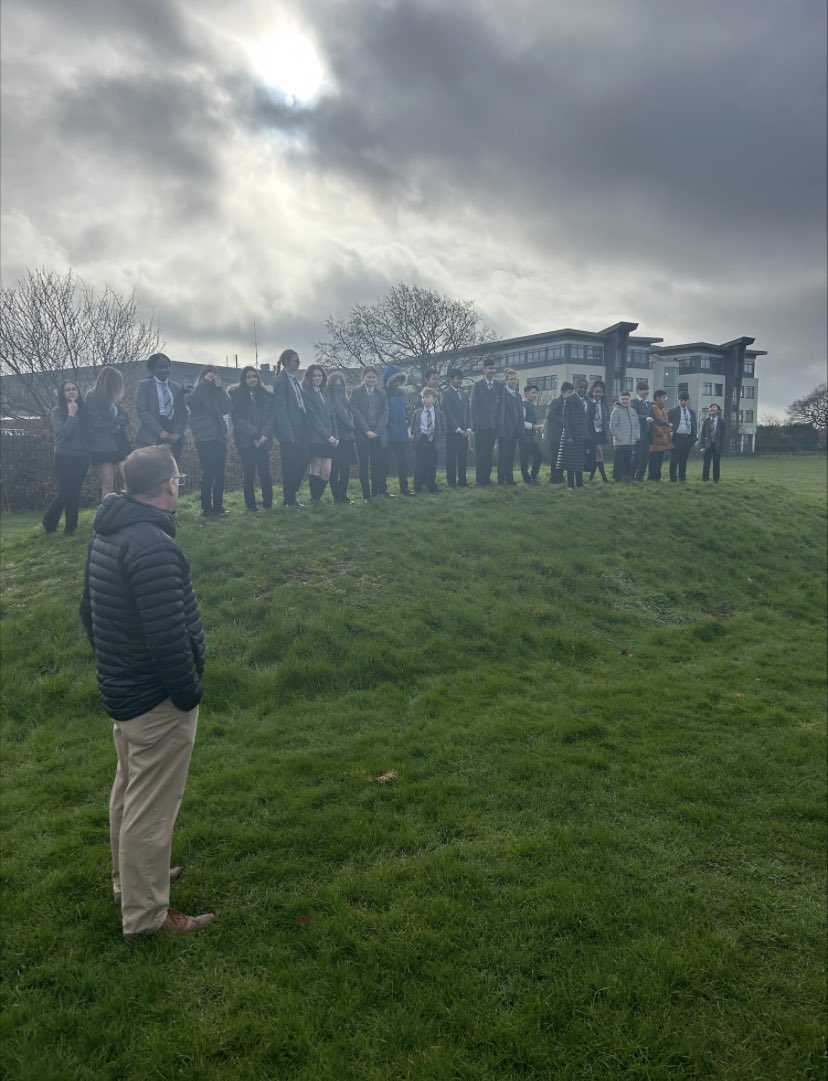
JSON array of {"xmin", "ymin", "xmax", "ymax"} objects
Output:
[
  {"xmin": 625, "ymin": 378, "xmax": 634, "ymax": 391},
  {"xmin": 587, "ymin": 347, "xmax": 603, "ymax": 361},
  {"xmin": 628, "ymin": 348, "xmax": 650, "ymax": 367},
  {"xmin": 589, "ymin": 374, "xmax": 603, "ymax": 386},
  {"xmin": 745, "ymin": 410, "xmax": 754, "ymax": 423},
  {"xmin": 739, "ymin": 411, "xmax": 744, "ymax": 422},
  {"xmin": 678, "ymin": 382, "xmax": 689, "ymax": 396},
  {"xmin": 550, "ymin": 345, "xmax": 565, "ymax": 360},
  {"xmin": 745, "ymin": 386, "xmax": 754, "ymax": 398},
  {"xmin": 573, "ymin": 373, "xmax": 586, "ymax": 385},
  {"xmin": 702, "ymin": 382, "xmax": 713, "ymax": 395},
  {"xmin": 743, "ymin": 359, "xmax": 755, "ymax": 375},
  {"xmin": 570, "ymin": 345, "xmax": 586, "ymax": 359},
  {"xmin": 714, "ymin": 383, "xmax": 723, "ymax": 395}
]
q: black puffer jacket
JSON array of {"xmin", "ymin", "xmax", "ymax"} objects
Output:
[{"xmin": 80, "ymin": 495, "xmax": 205, "ymax": 721}]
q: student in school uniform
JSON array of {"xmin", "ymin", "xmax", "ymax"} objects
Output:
[
  {"xmin": 496, "ymin": 369, "xmax": 523, "ymax": 485},
  {"xmin": 272, "ymin": 348, "xmax": 309, "ymax": 508},
  {"xmin": 471, "ymin": 361, "xmax": 503, "ymax": 487},
  {"xmin": 350, "ymin": 367, "xmax": 389, "ymax": 500},
  {"xmin": 228, "ymin": 366, "xmax": 274, "ymax": 512},
  {"xmin": 557, "ymin": 380, "xmax": 588, "ymax": 490},
  {"xmin": 301, "ymin": 364, "xmax": 339, "ymax": 504},
  {"xmin": 186, "ymin": 365, "xmax": 232, "ymax": 518},
  {"xmin": 442, "ymin": 368, "xmax": 472, "ymax": 487},
  {"xmin": 631, "ymin": 380, "xmax": 654, "ymax": 482},
  {"xmin": 410, "ymin": 387, "xmax": 446, "ymax": 494},
  {"xmin": 383, "ymin": 365, "xmax": 414, "ymax": 496},
  {"xmin": 135, "ymin": 353, "xmax": 189, "ymax": 463},
  {"xmin": 585, "ymin": 381, "xmax": 610, "ymax": 483},
  {"xmin": 42, "ymin": 379, "xmax": 90, "ymax": 535},
  {"xmin": 545, "ymin": 384, "xmax": 570, "ymax": 485},
  {"xmin": 699, "ymin": 403, "xmax": 727, "ymax": 483},
  {"xmin": 519, "ymin": 384, "xmax": 543, "ymax": 485},
  {"xmin": 327, "ymin": 371, "xmax": 357, "ymax": 504},
  {"xmin": 667, "ymin": 392, "xmax": 698, "ymax": 482}
]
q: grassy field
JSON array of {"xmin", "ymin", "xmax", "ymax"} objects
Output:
[{"xmin": 1, "ymin": 457, "xmax": 826, "ymax": 1080}]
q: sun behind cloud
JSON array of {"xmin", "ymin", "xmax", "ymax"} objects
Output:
[{"xmin": 248, "ymin": 26, "xmax": 326, "ymax": 106}]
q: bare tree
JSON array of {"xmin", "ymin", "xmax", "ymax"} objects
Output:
[
  {"xmin": 0, "ymin": 267, "xmax": 162, "ymax": 421},
  {"xmin": 315, "ymin": 283, "xmax": 495, "ymax": 385},
  {"xmin": 787, "ymin": 383, "xmax": 828, "ymax": 432}
]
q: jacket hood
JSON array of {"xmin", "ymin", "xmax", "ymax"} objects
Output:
[
  {"xmin": 383, "ymin": 365, "xmax": 406, "ymax": 388},
  {"xmin": 92, "ymin": 493, "xmax": 177, "ymax": 538}
]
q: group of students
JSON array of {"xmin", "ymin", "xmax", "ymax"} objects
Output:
[
  {"xmin": 547, "ymin": 377, "xmax": 727, "ymax": 489},
  {"xmin": 41, "ymin": 353, "xmax": 728, "ymax": 534}
]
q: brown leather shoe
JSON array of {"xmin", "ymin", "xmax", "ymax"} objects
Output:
[
  {"xmin": 124, "ymin": 907, "xmax": 215, "ymax": 939},
  {"xmin": 156, "ymin": 907, "xmax": 216, "ymax": 935},
  {"xmin": 113, "ymin": 865, "xmax": 184, "ymax": 906}
]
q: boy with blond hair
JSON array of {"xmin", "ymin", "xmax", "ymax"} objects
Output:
[{"xmin": 411, "ymin": 387, "xmax": 446, "ymax": 494}]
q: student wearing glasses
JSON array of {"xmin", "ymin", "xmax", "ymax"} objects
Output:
[{"xmin": 42, "ymin": 379, "xmax": 90, "ymax": 535}]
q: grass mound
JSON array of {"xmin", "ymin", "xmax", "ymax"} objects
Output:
[{"xmin": 1, "ymin": 457, "xmax": 826, "ymax": 1080}]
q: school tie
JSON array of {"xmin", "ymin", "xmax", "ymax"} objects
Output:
[
  {"xmin": 426, "ymin": 409, "xmax": 434, "ymax": 441},
  {"xmin": 290, "ymin": 375, "xmax": 305, "ymax": 412}
]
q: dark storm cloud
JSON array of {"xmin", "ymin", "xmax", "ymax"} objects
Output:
[
  {"xmin": 288, "ymin": 0, "xmax": 826, "ymax": 268},
  {"xmin": 19, "ymin": 0, "xmax": 200, "ymax": 62},
  {"xmin": 54, "ymin": 74, "xmax": 226, "ymax": 198}
]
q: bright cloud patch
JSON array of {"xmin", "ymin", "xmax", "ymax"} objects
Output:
[{"xmin": 248, "ymin": 27, "xmax": 325, "ymax": 105}]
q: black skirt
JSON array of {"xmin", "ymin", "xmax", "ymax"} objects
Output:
[
  {"xmin": 308, "ymin": 441, "xmax": 334, "ymax": 458},
  {"xmin": 90, "ymin": 449, "xmax": 127, "ymax": 465}
]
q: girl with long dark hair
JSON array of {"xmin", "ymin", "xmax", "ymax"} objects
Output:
[
  {"xmin": 301, "ymin": 364, "xmax": 339, "ymax": 504},
  {"xmin": 187, "ymin": 365, "xmax": 232, "ymax": 517},
  {"xmin": 586, "ymin": 381, "xmax": 610, "ymax": 483},
  {"xmin": 85, "ymin": 366, "xmax": 129, "ymax": 497},
  {"xmin": 42, "ymin": 379, "xmax": 90, "ymax": 535},
  {"xmin": 228, "ymin": 366, "xmax": 274, "ymax": 512},
  {"xmin": 327, "ymin": 370, "xmax": 356, "ymax": 504}
]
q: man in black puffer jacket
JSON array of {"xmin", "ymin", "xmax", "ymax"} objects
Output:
[{"xmin": 81, "ymin": 445, "xmax": 215, "ymax": 938}]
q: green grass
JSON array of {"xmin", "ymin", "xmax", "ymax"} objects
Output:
[{"xmin": 1, "ymin": 458, "xmax": 826, "ymax": 1080}]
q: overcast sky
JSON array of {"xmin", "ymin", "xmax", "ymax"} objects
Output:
[{"xmin": 2, "ymin": 0, "xmax": 825, "ymax": 414}]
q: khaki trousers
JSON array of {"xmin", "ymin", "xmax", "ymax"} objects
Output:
[{"xmin": 109, "ymin": 699, "xmax": 199, "ymax": 935}]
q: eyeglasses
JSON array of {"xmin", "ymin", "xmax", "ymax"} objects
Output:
[{"xmin": 168, "ymin": 474, "xmax": 187, "ymax": 483}]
